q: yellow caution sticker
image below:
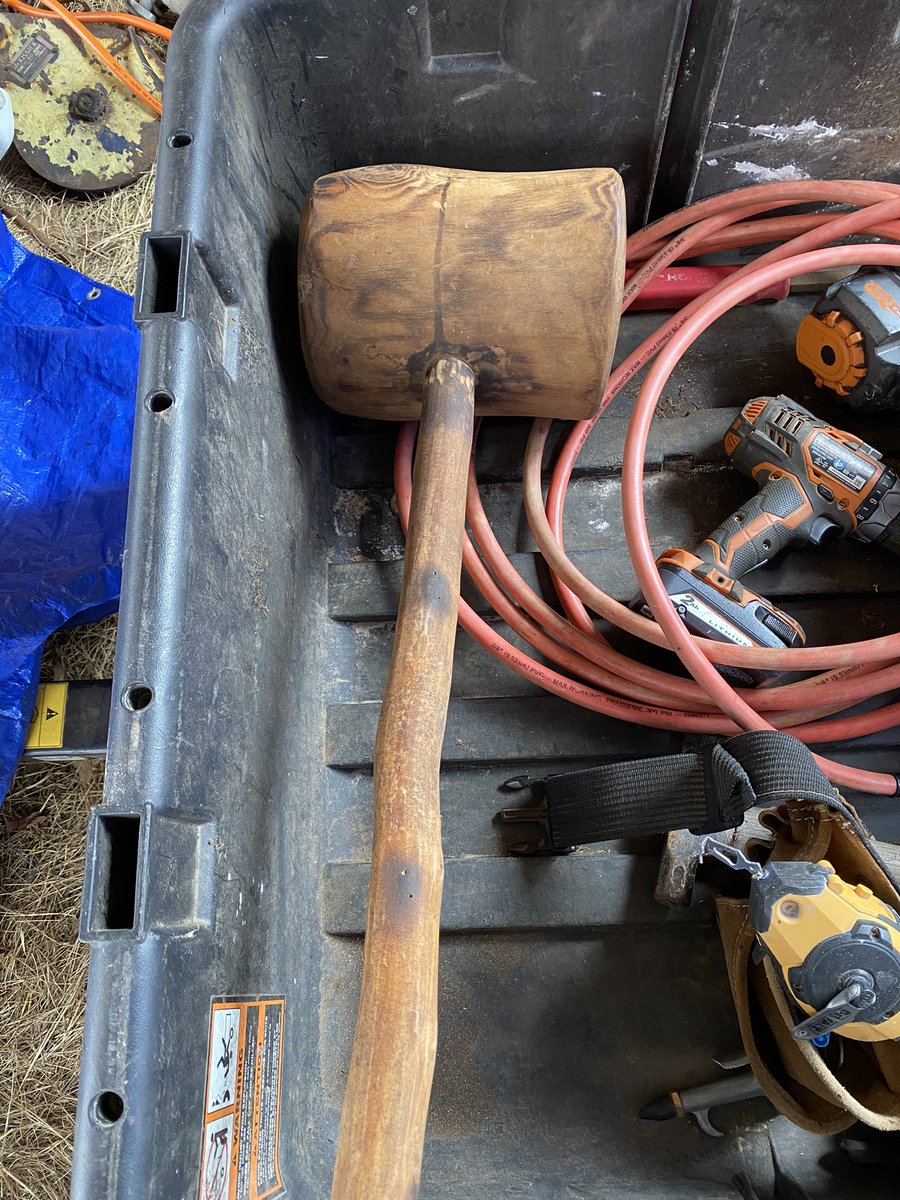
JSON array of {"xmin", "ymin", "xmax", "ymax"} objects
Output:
[{"xmin": 25, "ymin": 682, "xmax": 68, "ymax": 749}]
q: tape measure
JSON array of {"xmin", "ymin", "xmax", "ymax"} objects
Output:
[
  {"xmin": 797, "ymin": 267, "xmax": 900, "ymax": 412},
  {"xmin": 702, "ymin": 839, "xmax": 900, "ymax": 1043}
]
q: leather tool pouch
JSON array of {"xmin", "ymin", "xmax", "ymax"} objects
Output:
[{"xmin": 716, "ymin": 796, "xmax": 900, "ymax": 1132}]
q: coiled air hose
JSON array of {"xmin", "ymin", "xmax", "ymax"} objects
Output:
[{"xmin": 395, "ymin": 180, "xmax": 900, "ymax": 797}]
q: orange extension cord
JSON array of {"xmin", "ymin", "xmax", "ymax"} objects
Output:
[
  {"xmin": 1, "ymin": 0, "xmax": 171, "ymax": 116},
  {"xmin": 395, "ymin": 180, "xmax": 900, "ymax": 796}
]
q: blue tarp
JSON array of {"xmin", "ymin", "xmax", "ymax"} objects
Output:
[{"xmin": 0, "ymin": 216, "xmax": 139, "ymax": 799}]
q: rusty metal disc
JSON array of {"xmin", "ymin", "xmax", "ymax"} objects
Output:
[{"xmin": 0, "ymin": 13, "xmax": 162, "ymax": 192}]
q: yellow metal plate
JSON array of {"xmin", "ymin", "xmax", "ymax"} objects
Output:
[
  {"xmin": 0, "ymin": 14, "xmax": 162, "ymax": 191},
  {"xmin": 26, "ymin": 681, "xmax": 69, "ymax": 750}
]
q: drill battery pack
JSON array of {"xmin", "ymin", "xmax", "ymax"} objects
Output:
[{"xmin": 648, "ymin": 548, "xmax": 805, "ymax": 686}]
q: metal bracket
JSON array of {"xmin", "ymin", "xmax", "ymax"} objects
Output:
[{"xmin": 699, "ymin": 835, "xmax": 764, "ymax": 878}]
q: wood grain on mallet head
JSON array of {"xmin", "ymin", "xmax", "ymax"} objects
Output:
[{"xmin": 299, "ymin": 163, "xmax": 625, "ymax": 421}]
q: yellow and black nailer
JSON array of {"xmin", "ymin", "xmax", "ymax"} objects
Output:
[{"xmin": 701, "ymin": 838, "xmax": 900, "ymax": 1043}]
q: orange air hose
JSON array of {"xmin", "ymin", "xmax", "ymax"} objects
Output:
[{"xmin": 395, "ymin": 180, "xmax": 900, "ymax": 796}]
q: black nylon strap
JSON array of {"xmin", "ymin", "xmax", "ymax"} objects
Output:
[
  {"xmin": 538, "ymin": 729, "xmax": 900, "ymax": 894},
  {"xmin": 708, "ymin": 732, "xmax": 900, "ymax": 895},
  {"xmin": 543, "ymin": 730, "xmax": 833, "ymax": 849}
]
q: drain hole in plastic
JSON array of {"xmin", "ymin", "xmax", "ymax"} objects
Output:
[
  {"xmin": 94, "ymin": 1091, "xmax": 125, "ymax": 1125},
  {"xmin": 147, "ymin": 390, "xmax": 174, "ymax": 413},
  {"xmin": 168, "ymin": 130, "xmax": 192, "ymax": 148},
  {"xmin": 124, "ymin": 684, "xmax": 153, "ymax": 711}
]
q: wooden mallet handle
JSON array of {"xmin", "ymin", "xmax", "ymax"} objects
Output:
[
  {"xmin": 299, "ymin": 163, "xmax": 625, "ymax": 1200},
  {"xmin": 331, "ymin": 356, "xmax": 475, "ymax": 1200}
]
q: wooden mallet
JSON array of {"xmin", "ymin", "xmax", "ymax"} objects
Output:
[{"xmin": 299, "ymin": 163, "xmax": 624, "ymax": 1200}]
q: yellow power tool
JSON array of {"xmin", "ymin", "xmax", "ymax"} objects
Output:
[{"xmin": 701, "ymin": 838, "xmax": 900, "ymax": 1043}]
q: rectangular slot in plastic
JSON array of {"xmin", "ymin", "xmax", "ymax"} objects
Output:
[
  {"xmin": 91, "ymin": 813, "xmax": 141, "ymax": 932},
  {"xmin": 136, "ymin": 234, "xmax": 185, "ymax": 318}
]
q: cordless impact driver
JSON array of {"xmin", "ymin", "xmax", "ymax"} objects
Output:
[{"xmin": 644, "ymin": 395, "xmax": 900, "ymax": 685}]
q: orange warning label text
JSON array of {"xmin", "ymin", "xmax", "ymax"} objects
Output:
[{"xmin": 199, "ymin": 996, "xmax": 285, "ymax": 1200}]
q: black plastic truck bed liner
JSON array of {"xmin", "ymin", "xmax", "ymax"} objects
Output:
[{"xmin": 73, "ymin": 2, "xmax": 900, "ymax": 1197}]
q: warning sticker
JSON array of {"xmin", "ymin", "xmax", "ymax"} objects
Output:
[
  {"xmin": 199, "ymin": 996, "xmax": 285, "ymax": 1200},
  {"xmin": 25, "ymin": 682, "xmax": 68, "ymax": 750},
  {"xmin": 201, "ymin": 1114, "xmax": 233, "ymax": 1200}
]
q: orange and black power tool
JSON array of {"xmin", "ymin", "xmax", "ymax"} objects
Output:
[
  {"xmin": 796, "ymin": 267, "xmax": 900, "ymax": 412},
  {"xmin": 647, "ymin": 395, "xmax": 900, "ymax": 685}
]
